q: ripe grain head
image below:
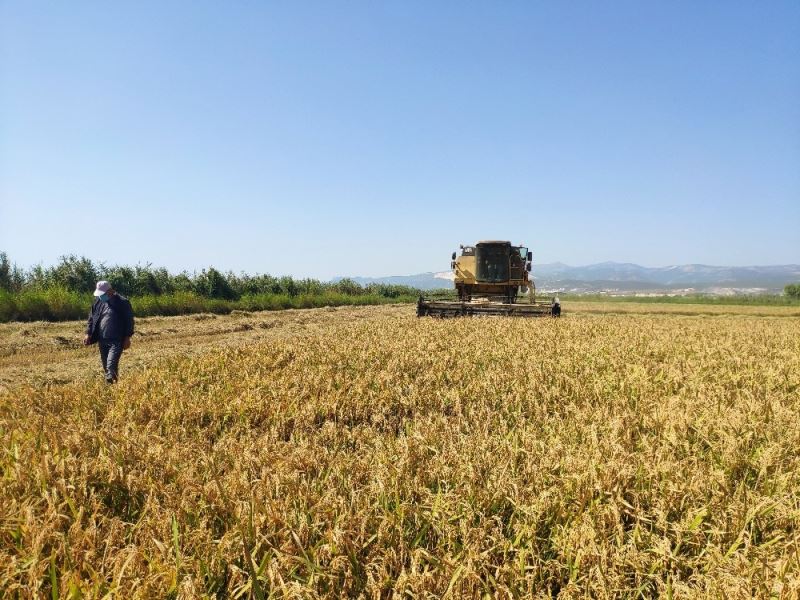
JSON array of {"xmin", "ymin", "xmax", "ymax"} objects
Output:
[{"xmin": 1, "ymin": 310, "xmax": 799, "ymax": 597}]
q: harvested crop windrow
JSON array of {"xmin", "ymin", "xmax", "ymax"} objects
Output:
[{"xmin": 1, "ymin": 309, "xmax": 799, "ymax": 597}]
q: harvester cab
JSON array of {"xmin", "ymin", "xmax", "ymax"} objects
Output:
[{"xmin": 417, "ymin": 240, "xmax": 560, "ymax": 318}]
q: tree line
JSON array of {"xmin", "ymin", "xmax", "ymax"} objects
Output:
[{"xmin": 0, "ymin": 252, "xmax": 418, "ymax": 300}]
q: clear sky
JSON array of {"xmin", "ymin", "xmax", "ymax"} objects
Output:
[{"xmin": 1, "ymin": 2, "xmax": 798, "ymax": 279}]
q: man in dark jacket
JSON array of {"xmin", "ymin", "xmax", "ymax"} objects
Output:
[
  {"xmin": 83, "ymin": 280, "xmax": 135, "ymax": 383},
  {"xmin": 552, "ymin": 297, "xmax": 561, "ymax": 317}
]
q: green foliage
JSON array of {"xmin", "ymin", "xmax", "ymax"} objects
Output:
[
  {"xmin": 332, "ymin": 278, "xmax": 363, "ymax": 296},
  {"xmin": 193, "ymin": 268, "xmax": 238, "ymax": 300},
  {"xmin": 103, "ymin": 264, "xmax": 177, "ymax": 296},
  {"xmin": 0, "ymin": 252, "xmax": 25, "ymax": 293},
  {"xmin": 0, "ymin": 252, "xmax": 10, "ymax": 291},
  {"xmin": 0, "ymin": 252, "xmax": 421, "ymax": 321},
  {"xmin": 0, "ymin": 287, "xmax": 87, "ymax": 322},
  {"xmin": 0, "ymin": 287, "xmax": 417, "ymax": 323},
  {"xmin": 44, "ymin": 255, "xmax": 100, "ymax": 293},
  {"xmin": 364, "ymin": 282, "xmax": 420, "ymax": 298},
  {"xmin": 785, "ymin": 283, "xmax": 800, "ymax": 299}
]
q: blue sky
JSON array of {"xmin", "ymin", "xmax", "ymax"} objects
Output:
[{"xmin": 1, "ymin": 2, "xmax": 798, "ymax": 279}]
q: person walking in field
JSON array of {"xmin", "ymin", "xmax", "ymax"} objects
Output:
[{"xmin": 83, "ymin": 280, "xmax": 135, "ymax": 383}]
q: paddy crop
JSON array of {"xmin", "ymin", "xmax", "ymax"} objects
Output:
[{"xmin": 1, "ymin": 306, "xmax": 799, "ymax": 598}]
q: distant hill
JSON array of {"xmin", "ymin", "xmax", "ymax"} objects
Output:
[
  {"xmin": 333, "ymin": 272, "xmax": 455, "ymax": 291},
  {"xmin": 334, "ymin": 263, "xmax": 800, "ymax": 294}
]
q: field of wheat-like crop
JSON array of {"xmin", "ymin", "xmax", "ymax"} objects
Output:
[{"xmin": 2, "ymin": 307, "xmax": 799, "ymax": 598}]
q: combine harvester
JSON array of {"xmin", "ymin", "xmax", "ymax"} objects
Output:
[{"xmin": 417, "ymin": 240, "xmax": 560, "ymax": 318}]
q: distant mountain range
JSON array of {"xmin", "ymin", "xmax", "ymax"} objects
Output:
[{"xmin": 335, "ymin": 263, "xmax": 800, "ymax": 295}]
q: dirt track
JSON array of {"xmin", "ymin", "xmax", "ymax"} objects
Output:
[{"xmin": 0, "ymin": 304, "xmax": 411, "ymax": 391}]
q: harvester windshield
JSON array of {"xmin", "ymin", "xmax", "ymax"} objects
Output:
[{"xmin": 475, "ymin": 244, "xmax": 509, "ymax": 283}]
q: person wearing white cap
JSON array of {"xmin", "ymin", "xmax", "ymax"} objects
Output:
[{"xmin": 83, "ymin": 280, "xmax": 135, "ymax": 383}]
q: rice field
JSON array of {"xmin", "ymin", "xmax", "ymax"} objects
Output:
[{"xmin": 1, "ymin": 302, "xmax": 799, "ymax": 598}]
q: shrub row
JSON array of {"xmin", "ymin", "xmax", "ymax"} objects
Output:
[
  {"xmin": 0, "ymin": 252, "xmax": 419, "ymax": 300},
  {"xmin": 0, "ymin": 288, "xmax": 416, "ymax": 323}
]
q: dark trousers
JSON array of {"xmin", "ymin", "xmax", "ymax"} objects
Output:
[{"xmin": 99, "ymin": 339, "xmax": 124, "ymax": 382}]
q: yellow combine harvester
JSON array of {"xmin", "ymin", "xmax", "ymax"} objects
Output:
[{"xmin": 417, "ymin": 240, "xmax": 560, "ymax": 318}]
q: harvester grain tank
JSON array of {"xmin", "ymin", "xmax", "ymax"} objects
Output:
[{"xmin": 417, "ymin": 240, "xmax": 560, "ymax": 318}]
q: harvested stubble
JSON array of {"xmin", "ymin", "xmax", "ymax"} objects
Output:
[{"xmin": 1, "ymin": 311, "xmax": 799, "ymax": 598}]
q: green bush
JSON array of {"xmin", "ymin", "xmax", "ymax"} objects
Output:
[
  {"xmin": 0, "ymin": 288, "xmax": 87, "ymax": 322},
  {"xmin": 42, "ymin": 287, "xmax": 87, "ymax": 320},
  {"xmin": 0, "ymin": 251, "xmax": 420, "ymax": 303},
  {"xmin": 132, "ymin": 292, "xmax": 214, "ymax": 317},
  {"xmin": 0, "ymin": 289, "xmax": 16, "ymax": 322},
  {"xmin": 0, "ymin": 288, "xmax": 416, "ymax": 322},
  {"xmin": 0, "ymin": 251, "xmax": 422, "ymax": 322}
]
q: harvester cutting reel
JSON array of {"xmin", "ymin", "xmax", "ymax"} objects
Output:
[{"xmin": 416, "ymin": 294, "xmax": 561, "ymax": 319}]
